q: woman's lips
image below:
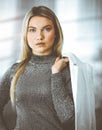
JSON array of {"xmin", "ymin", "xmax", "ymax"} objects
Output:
[{"xmin": 36, "ymin": 42, "xmax": 45, "ymax": 46}]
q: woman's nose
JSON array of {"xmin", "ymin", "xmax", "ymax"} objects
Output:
[{"xmin": 36, "ymin": 30, "xmax": 44, "ymax": 40}]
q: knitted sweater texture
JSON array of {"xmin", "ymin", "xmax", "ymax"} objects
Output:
[{"xmin": 0, "ymin": 54, "xmax": 74, "ymax": 130}]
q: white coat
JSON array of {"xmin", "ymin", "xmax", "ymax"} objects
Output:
[{"xmin": 63, "ymin": 52, "xmax": 96, "ymax": 130}]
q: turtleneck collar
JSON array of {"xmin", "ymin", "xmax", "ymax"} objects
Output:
[{"xmin": 29, "ymin": 53, "xmax": 57, "ymax": 64}]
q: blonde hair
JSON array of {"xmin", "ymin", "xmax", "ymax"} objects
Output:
[{"xmin": 10, "ymin": 6, "xmax": 63, "ymax": 104}]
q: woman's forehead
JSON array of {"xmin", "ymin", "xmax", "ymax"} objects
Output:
[{"xmin": 28, "ymin": 16, "xmax": 54, "ymax": 28}]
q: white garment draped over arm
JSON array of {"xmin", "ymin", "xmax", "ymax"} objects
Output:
[{"xmin": 62, "ymin": 52, "xmax": 96, "ymax": 130}]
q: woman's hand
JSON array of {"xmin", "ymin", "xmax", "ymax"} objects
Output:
[{"xmin": 52, "ymin": 57, "xmax": 69, "ymax": 74}]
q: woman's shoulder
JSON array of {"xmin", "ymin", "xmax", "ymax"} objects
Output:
[
  {"xmin": 4, "ymin": 61, "xmax": 22, "ymax": 77},
  {"xmin": 6, "ymin": 60, "xmax": 24, "ymax": 80},
  {"xmin": 0, "ymin": 61, "xmax": 21, "ymax": 82},
  {"xmin": 10, "ymin": 61, "xmax": 23, "ymax": 71}
]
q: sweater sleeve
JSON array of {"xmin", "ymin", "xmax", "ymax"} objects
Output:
[
  {"xmin": 0, "ymin": 63, "xmax": 18, "ymax": 130},
  {"xmin": 51, "ymin": 66, "xmax": 75, "ymax": 128}
]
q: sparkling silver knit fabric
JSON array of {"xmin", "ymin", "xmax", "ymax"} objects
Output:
[{"xmin": 0, "ymin": 54, "xmax": 75, "ymax": 130}]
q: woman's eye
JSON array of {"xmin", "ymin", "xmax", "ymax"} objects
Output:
[
  {"xmin": 28, "ymin": 28, "xmax": 36, "ymax": 32},
  {"xmin": 43, "ymin": 27, "xmax": 51, "ymax": 32}
]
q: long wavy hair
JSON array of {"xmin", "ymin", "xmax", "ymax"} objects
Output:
[{"xmin": 10, "ymin": 6, "xmax": 63, "ymax": 104}]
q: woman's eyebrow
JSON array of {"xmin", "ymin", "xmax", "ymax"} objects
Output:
[
  {"xmin": 28, "ymin": 24, "xmax": 53, "ymax": 29},
  {"xmin": 28, "ymin": 26, "xmax": 36, "ymax": 29}
]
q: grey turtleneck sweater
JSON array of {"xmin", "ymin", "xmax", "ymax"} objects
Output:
[{"xmin": 0, "ymin": 54, "xmax": 75, "ymax": 130}]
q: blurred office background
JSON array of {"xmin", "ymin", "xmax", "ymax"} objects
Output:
[{"xmin": 0, "ymin": 0, "xmax": 102, "ymax": 129}]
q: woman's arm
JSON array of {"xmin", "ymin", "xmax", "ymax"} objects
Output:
[
  {"xmin": 0, "ymin": 63, "xmax": 18, "ymax": 130},
  {"xmin": 0, "ymin": 67, "xmax": 12, "ymax": 130},
  {"xmin": 51, "ymin": 57, "xmax": 75, "ymax": 129}
]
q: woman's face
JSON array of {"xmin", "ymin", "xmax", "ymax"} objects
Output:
[{"xmin": 27, "ymin": 16, "xmax": 56, "ymax": 56}]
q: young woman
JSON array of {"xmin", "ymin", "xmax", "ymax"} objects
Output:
[
  {"xmin": 0, "ymin": 6, "xmax": 75, "ymax": 130},
  {"xmin": 0, "ymin": 6, "xmax": 96, "ymax": 130}
]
